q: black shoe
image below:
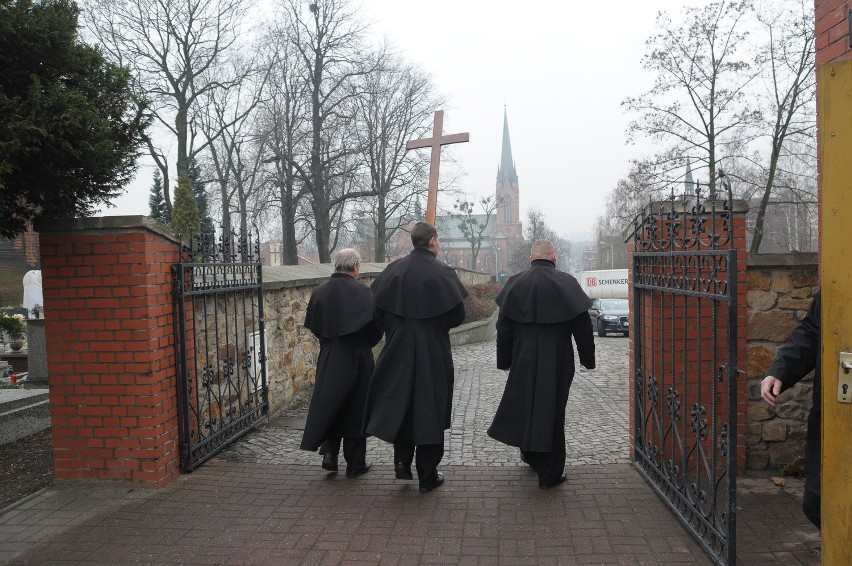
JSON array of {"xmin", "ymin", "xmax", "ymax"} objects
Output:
[
  {"xmin": 539, "ymin": 473, "xmax": 567, "ymax": 490},
  {"xmin": 394, "ymin": 462, "xmax": 413, "ymax": 480},
  {"xmin": 321, "ymin": 453, "xmax": 338, "ymax": 472},
  {"xmin": 346, "ymin": 461, "xmax": 373, "ymax": 478},
  {"xmin": 419, "ymin": 472, "xmax": 444, "ymax": 494}
]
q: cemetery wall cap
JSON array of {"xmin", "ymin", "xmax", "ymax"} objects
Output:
[{"xmin": 34, "ymin": 216, "xmax": 178, "ymax": 243}]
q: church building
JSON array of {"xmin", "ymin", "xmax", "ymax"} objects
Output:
[{"xmin": 359, "ymin": 109, "xmax": 525, "ymax": 278}]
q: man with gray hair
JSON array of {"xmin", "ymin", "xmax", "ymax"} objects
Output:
[
  {"xmin": 301, "ymin": 248, "xmax": 382, "ymax": 478},
  {"xmin": 488, "ymin": 239, "xmax": 596, "ymax": 489}
]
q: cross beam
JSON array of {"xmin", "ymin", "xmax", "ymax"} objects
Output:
[{"xmin": 406, "ymin": 110, "xmax": 469, "ymax": 225}]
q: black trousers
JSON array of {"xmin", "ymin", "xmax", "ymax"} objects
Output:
[
  {"xmin": 802, "ymin": 488, "xmax": 820, "ymax": 529},
  {"xmin": 520, "ymin": 415, "xmax": 566, "ymax": 487},
  {"xmin": 320, "ymin": 436, "xmax": 366, "ymax": 473},
  {"xmin": 394, "ymin": 442, "xmax": 444, "ymax": 489}
]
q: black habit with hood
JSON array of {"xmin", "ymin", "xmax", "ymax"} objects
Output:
[
  {"xmin": 300, "ymin": 272, "xmax": 382, "ymax": 452},
  {"xmin": 364, "ymin": 247, "xmax": 467, "ymax": 446},
  {"xmin": 487, "ymin": 260, "xmax": 596, "ymax": 453}
]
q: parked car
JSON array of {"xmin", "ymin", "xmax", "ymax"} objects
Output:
[{"xmin": 589, "ymin": 298, "xmax": 629, "ymax": 337}]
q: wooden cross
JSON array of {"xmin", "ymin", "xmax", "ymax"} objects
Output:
[{"xmin": 406, "ymin": 110, "xmax": 469, "ymax": 225}]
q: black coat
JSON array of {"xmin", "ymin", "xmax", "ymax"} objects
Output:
[
  {"xmin": 487, "ymin": 260, "xmax": 596, "ymax": 452},
  {"xmin": 300, "ymin": 273, "xmax": 382, "ymax": 451},
  {"xmin": 767, "ymin": 291, "xmax": 821, "ymax": 495},
  {"xmin": 363, "ymin": 248, "xmax": 467, "ymax": 445}
]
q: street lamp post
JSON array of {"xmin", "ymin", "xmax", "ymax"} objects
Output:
[
  {"xmin": 599, "ymin": 241, "xmax": 614, "ymax": 270},
  {"xmin": 493, "ymin": 245, "xmax": 500, "ymax": 280}
]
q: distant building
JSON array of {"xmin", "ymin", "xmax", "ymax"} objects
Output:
[{"xmin": 0, "ymin": 225, "xmax": 40, "ymax": 306}]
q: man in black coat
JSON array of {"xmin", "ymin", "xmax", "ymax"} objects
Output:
[
  {"xmin": 364, "ymin": 222, "xmax": 467, "ymax": 493},
  {"xmin": 761, "ymin": 290, "xmax": 821, "ymax": 529},
  {"xmin": 300, "ymin": 249, "xmax": 382, "ymax": 478},
  {"xmin": 488, "ymin": 239, "xmax": 596, "ymax": 489}
]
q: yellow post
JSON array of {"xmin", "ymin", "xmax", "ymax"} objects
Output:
[{"xmin": 818, "ymin": 59, "xmax": 852, "ymax": 564}]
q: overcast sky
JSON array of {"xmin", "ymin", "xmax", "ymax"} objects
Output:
[{"xmin": 106, "ymin": 0, "xmax": 704, "ymax": 241}]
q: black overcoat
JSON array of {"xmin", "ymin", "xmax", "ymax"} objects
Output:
[
  {"xmin": 767, "ymin": 291, "xmax": 821, "ymax": 495},
  {"xmin": 300, "ymin": 273, "xmax": 382, "ymax": 451},
  {"xmin": 487, "ymin": 260, "xmax": 596, "ymax": 452},
  {"xmin": 363, "ymin": 248, "xmax": 467, "ymax": 445}
]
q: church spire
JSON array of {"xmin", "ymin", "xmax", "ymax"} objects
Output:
[
  {"xmin": 497, "ymin": 107, "xmax": 518, "ymax": 186},
  {"xmin": 684, "ymin": 159, "xmax": 695, "ymax": 195}
]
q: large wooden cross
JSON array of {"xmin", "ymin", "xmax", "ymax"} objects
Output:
[{"xmin": 406, "ymin": 110, "xmax": 469, "ymax": 225}]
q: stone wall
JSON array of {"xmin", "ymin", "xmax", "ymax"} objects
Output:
[
  {"xmin": 260, "ymin": 264, "xmax": 491, "ymax": 415},
  {"xmin": 745, "ymin": 253, "xmax": 819, "ymax": 471},
  {"xmin": 453, "ymin": 267, "xmax": 492, "ymax": 287}
]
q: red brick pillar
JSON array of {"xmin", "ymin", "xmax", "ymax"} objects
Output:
[
  {"xmin": 815, "ymin": 1, "xmax": 851, "ymax": 65},
  {"xmin": 38, "ymin": 217, "xmax": 181, "ymax": 487}
]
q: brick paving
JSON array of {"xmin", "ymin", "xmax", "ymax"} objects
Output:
[{"xmin": 0, "ymin": 335, "xmax": 821, "ymax": 565}]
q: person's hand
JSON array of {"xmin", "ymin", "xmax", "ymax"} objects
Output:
[{"xmin": 761, "ymin": 376, "xmax": 783, "ymax": 407}]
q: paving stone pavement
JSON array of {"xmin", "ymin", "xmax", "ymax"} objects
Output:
[
  {"xmin": 0, "ymin": 335, "xmax": 821, "ymax": 565},
  {"xmin": 218, "ymin": 335, "xmax": 632, "ymax": 468}
]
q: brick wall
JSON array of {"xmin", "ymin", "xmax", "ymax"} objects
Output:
[
  {"xmin": 815, "ymin": 0, "xmax": 851, "ymax": 65},
  {"xmin": 744, "ymin": 253, "xmax": 819, "ymax": 471},
  {"xmin": 38, "ymin": 217, "xmax": 180, "ymax": 487}
]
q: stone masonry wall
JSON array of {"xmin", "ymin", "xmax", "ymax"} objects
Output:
[
  {"xmin": 452, "ymin": 267, "xmax": 491, "ymax": 287},
  {"xmin": 260, "ymin": 265, "xmax": 489, "ymax": 415},
  {"xmin": 745, "ymin": 253, "xmax": 819, "ymax": 471},
  {"xmin": 261, "ymin": 274, "xmax": 376, "ymax": 415}
]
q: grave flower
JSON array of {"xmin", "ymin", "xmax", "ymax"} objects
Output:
[{"xmin": 0, "ymin": 312, "xmax": 26, "ymax": 337}]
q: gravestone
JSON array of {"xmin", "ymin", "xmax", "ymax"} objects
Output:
[
  {"xmin": 25, "ymin": 318, "xmax": 47, "ymax": 384},
  {"xmin": 23, "ymin": 270, "xmax": 42, "ymax": 316}
]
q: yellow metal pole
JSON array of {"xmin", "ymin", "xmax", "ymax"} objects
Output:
[{"xmin": 818, "ymin": 59, "xmax": 852, "ymax": 564}]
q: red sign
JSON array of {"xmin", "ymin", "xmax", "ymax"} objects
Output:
[{"xmin": 587, "ymin": 277, "xmax": 597, "ymax": 287}]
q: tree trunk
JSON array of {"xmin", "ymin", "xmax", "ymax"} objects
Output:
[
  {"xmin": 750, "ymin": 142, "xmax": 782, "ymax": 254},
  {"xmin": 374, "ymin": 196, "xmax": 387, "ymax": 262},
  {"xmin": 176, "ymin": 106, "xmax": 189, "ymax": 182}
]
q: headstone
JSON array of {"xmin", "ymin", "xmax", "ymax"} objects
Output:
[
  {"xmin": 23, "ymin": 270, "xmax": 43, "ymax": 317},
  {"xmin": 25, "ymin": 318, "xmax": 48, "ymax": 384}
]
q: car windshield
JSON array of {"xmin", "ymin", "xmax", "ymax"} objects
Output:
[{"xmin": 600, "ymin": 299, "xmax": 628, "ymax": 310}]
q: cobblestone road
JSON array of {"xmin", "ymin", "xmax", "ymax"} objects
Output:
[{"xmin": 220, "ymin": 334, "xmax": 632, "ymax": 468}]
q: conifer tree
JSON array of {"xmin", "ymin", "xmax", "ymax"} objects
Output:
[
  {"xmin": 148, "ymin": 170, "xmax": 170, "ymax": 223},
  {"xmin": 188, "ymin": 160, "xmax": 214, "ymax": 237},
  {"xmin": 170, "ymin": 175, "xmax": 201, "ymax": 238}
]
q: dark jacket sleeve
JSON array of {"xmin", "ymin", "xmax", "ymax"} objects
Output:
[
  {"xmin": 446, "ymin": 301, "xmax": 465, "ymax": 329},
  {"xmin": 363, "ymin": 320, "xmax": 383, "ymax": 347},
  {"xmin": 496, "ymin": 312, "xmax": 514, "ymax": 370},
  {"xmin": 767, "ymin": 293, "xmax": 820, "ymax": 392},
  {"xmin": 571, "ymin": 311, "xmax": 596, "ymax": 370}
]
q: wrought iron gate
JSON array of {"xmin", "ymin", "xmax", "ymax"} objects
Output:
[
  {"xmin": 631, "ymin": 177, "xmax": 740, "ymax": 565},
  {"xmin": 173, "ymin": 230, "xmax": 268, "ymax": 471}
]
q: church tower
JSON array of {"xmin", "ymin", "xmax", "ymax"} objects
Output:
[
  {"xmin": 495, "ymin": 108, "xmax": 522, "ymax": 239},
  {"xmin": 684, "ymin": 159, "xmax": 696, "ymax": 196}
]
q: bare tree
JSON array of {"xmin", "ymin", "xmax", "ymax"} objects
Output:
[
  {"xmin": 84, "ymin": 0, "xmax": 251, "ymax": 213},
  {"xmin": 353, "ymin": 53, "xmax": 441, "ymax": 261},
  {"xmin": 281, "ymin": 0, "xmax": 381, "ymax": 262},
  {"xmin": 452, "ymin": 196, "xmax": 500, "ymax": 270},
  {"xmin": 199, "ymin": 54, "xmax": 268, "ymax": 239},
  {"xmin": 623, "ymin": 0, "xmax": 759, "ymax": 195},
  {"xmin": 507, "ymin": 209, "xmax": 569, "ymax": 274},
  {"xmin": 257, "ymin": 29, "xmax": 311, "ymax": 265},
  {"xmin": 748, "ymin": 0, "xmax": 815, "ymax": 253}
]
